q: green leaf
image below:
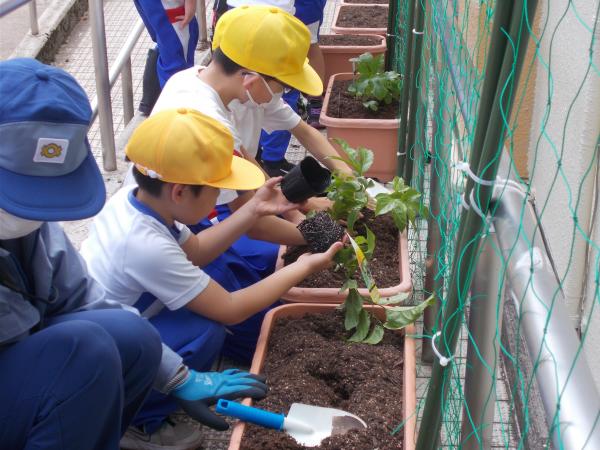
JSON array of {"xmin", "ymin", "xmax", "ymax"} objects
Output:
[
  {"xmin": 344, "ymin": 289, "xmax": 363, "ymax": 330},
  {"xmin": 375, "ymin": 195, "xmax": 396, "ymax": 216},
  {"xmin": 377, "ymin": 291, "xmax": 411, "ymax": 305},
  {"xmin": 348, "ymin": 309, "xmax": 371, "ymax": 341},
  {"xmin": 365, "ymin": 226, "xmax": 376, "ymax": 258},
  {"xmin": 383, "ymin": 295, "xmax": 435, "ymax": 330},
  {"xmin": 347, "ymin": 209, "xmax": 359, "ymax": 232},
  {"xmin": 339, "ymin": 279, "xmax": 359, "ymax": 293},
  {"xmin": 362, "ymin": 324, "xmax": 384, "ymax": 345}
]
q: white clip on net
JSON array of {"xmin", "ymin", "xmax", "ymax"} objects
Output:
[
  {"xmin": 454, "ymin": 161, "xmax": 495, "ymax": 186},
  {"xmin": 431, "ymin": 331, "xmax": 453, "ymax": 366}
]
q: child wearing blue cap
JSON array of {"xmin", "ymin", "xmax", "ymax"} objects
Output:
[{"xmin": 0, "ymin": 58, "xmax": 268, "ymax": 450}]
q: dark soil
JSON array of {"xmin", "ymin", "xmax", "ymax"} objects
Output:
[
  {"xmin": 240, "ymin": 310, "xmax": 405, "ymax": 450},
  {"xmin": 283, "ymin": 210, "xmax": 400, "ymax": 288},
  {"xmin": 319, "ymin": 34, "xmax": 383, "ymax": 47},
  {"xmin": 344, "ymin": 0, "xmax": 389, "ymax": 3},
  {"xmin": 326, "ymin": 79, "xmax": 399, "ymax": 120},
  {"xmin": 297, "ymin": 211, "xmax": 345, "ymax": 253},
  {"xmin": 335, "ymin": 5, "xmax": 388, "ymax": 29}
]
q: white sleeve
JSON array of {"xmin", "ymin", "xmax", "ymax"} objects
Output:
[
  {"xmin": 262, "ymin": 99, "xmax": 302, "ymax": 134},
  {"xmin": 174, "ymin": 222, "xmax": 192, "ymax": 245},
  {"xmin": 124, "ymin": 232, "xmax": 210, "ymax": 310}
]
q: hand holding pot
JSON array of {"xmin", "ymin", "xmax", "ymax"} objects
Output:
[
  {"xmin": 250, "ymin": 177, "xmax": 304, "ymax": 217},
  {"xmin": 297, "ymin": 241, "xmax": 345, "ymax": 272}
]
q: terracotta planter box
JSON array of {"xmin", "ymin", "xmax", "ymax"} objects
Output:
[
  {"xmin": 277, "ymin": 230, "xmax": 410, "ymax": 303},
  {"xmin": 331, "ymin": 4, "xmax": 388, "ymax": 36},
  {"xmin": 320, "ymin": 72, "xmax": 400, "ymax": 182},
  {"xmin": 320, "ymin": 34, "xmax": 386, "ymax": 87},
  {"xmin": 227, "ymin": 303, "xmax": 417, "ymax": 450}
]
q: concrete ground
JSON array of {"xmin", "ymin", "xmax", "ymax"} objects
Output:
[{"xmin": 0, "ymin": 0, "xmax": 50, "ymax": 59}]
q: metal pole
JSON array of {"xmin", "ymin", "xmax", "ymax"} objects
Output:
[
  {"xmin": 396, "ymin": 0, "xmax": 416, "ymax": 177},
  {"xmin": 422, "ymin": 54, "xmax": 447, "ymax": 363},
  {"xmin": 460, "ymin": 230, "xmax": 503, "ymax": 449},
  {"xmin": 384, "ymin": 0, "xmax": 399, "ymax": 71},
  {"xmin": 89, "ymin": 0, "xmax": 117, "ymax": 171},
  {"xmin": 402, "ymin": 0, "xmax": 425, "ymax": 185},
  {"xmin": 121, "ymin": 58, "xmax": 134, "ymax": 125},
  {"xmin": 196, "ymin": 0, "xmax": 207, "ymax": 45},
  {"xmin": 494, "ymin": 188, "xmax": 600, "ymax": 449},
  {"xmin": 28, "ymin": 0, "xmax": 38, "ymax": 35}
]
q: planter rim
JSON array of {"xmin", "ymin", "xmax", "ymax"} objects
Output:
[
  {"xmin": 319, "ymin": 33, "xmax": 386, "ymax": 53},
  {"xmin": 331, "ymin": 4, "xmax": 388, "ymax": 35},
  {"xmin": 320, "ymin": 72, "xmax": 400, "ymax": 129},
  {"xmin": 228, "ymin": 303, "xmax": 417, "ymax": 450},
  {"xmin": 277, "ymin": 230, "xmax": 411, "ymax": 303}
]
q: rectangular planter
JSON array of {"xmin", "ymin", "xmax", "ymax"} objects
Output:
[
  {"xmin": 320, "ymin": 72, "xmax": 400, "ymax": 182},
  {"xmin": 331, "ymin": 4, "xmax": 388, "ymax": 36},
  {"xmin": 227, "ymin": 303, "xmax": 417, "ymax": 450},
  {"xmin": 320, "ymin": 34, "xmax": 386, "ymax": 87},
  {"xmin": 276, "ymin": 231, "xmax": 411, "ymax": 303}
]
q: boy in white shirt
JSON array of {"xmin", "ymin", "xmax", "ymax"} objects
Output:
[{"xmin": 81, "ymin": 108, "xmax": 342, "ymax": 447}]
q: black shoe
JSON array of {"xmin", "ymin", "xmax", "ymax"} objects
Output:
[
  {"xmin": 260, "ymin": 158, "xmax": 296, "ymax": 177},
  {"xmin": 139, "ymin": 48, "xmax": 161, "ymax": 116}
]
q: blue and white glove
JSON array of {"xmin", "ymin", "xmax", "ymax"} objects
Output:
[{"xmin": 171, "ymin": 368, "xmax": 268, "ymax": 430}]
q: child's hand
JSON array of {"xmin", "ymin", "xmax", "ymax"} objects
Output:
[
  {"xmin": 297, "ymin": 241, "xmax": 344, "ymax": 272},
  {"xmin": 177, "ymin": 0, "xmax": 197, "ymax": 29},
  {"xmin": 251, "ymin": 177, "xmax": 304, "ymax": 217},
  {"xmin": 300, "ymin": 196, "xmax": 332, "ymax": 213}
]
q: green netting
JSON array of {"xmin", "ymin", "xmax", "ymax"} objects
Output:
[{"xmin": 387, "ymin": 0, "xmax": 600, "ymax": 448}]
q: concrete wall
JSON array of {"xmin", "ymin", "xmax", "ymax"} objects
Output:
[{"xmin": 527, "ymin": 0, "xmax": 600, "ymax": 385}]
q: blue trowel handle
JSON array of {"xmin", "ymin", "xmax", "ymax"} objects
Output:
[{"xmin": 216, "ymin": 399, "xmax": 285, "ymax": 430}]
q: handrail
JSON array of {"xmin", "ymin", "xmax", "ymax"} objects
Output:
[
  {"xmin": 0, "ymin": 0, "xmax": 39, "ymax": 35},
  {"xmin": 90, "ymin": 19, "xmax": 145, "ymax": 122}
]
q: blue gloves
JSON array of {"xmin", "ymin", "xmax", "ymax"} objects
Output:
[{"xmin": 171, "ymin": 369, "xmax": 268, "ymax": 430}]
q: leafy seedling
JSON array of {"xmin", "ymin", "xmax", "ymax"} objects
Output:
[
  {"xmin": 348, "ymin": 52, "xmax": 402, "ymax": 111},
  {"xmin": 374, "ymin": 176, "xmax": 429, "ymax": 233}
]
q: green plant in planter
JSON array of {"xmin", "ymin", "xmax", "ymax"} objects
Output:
[
  {"xmin": 326, "ymin": 139, "xmax": 374, "ymax": 233},
  {"xmin": 375, "ymin": 176, "xmax": 429, "ymax": 232},
  {"xmin": 348, "ymin": 52, "xmax": 402, "ymax": 112},
  {"xmin": 324, "ymin": 139, "xmax": 431, "ymax": 344}
]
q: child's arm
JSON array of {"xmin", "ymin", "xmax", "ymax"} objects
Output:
[
  {"xmin": 291, "ymin": 121, "xmax": 353, "ymax": 175},
  {"xmin": 185, "ymin": 242, "xmax": 343, "ymax": 324},
  {"xmin": 182, "ymin": 177, "xmax": 299, "ymax": 266}
]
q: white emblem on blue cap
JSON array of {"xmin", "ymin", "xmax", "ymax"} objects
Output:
[{"xmin": 34, "ymin": 138, "xmax": 69, "ymax": 164}]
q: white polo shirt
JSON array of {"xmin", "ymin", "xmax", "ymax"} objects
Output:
[
  {"xmin": 153, "ymin": 66, "xmax": 301, "ymax": 157},
  {"xmin": 81, "ymin": 186, "xmax": 210, "ymax": 311}
]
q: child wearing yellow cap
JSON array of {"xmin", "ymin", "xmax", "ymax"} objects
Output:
[{"xmin": 81, "ymin": 108, "xmax": 342, "ymax": 448}]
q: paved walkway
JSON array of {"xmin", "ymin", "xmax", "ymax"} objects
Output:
[{"xmin": 0, "ymin": 0, "xmax": 50, "ymax": 59}]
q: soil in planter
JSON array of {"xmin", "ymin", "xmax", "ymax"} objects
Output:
[
  {"xmin": 319, "ymin": 34, "xmax": 382, "ymax": 46},
  {"xmin": 283, "ymin": 210, "xmax": 400, "ymax": 289},
  {"xmin": 326, "ymin": 79, "xmax": 399, "ymax": 120},
  {"xmin": 336, "ymin": 5, "xmax": 388, "ymax": 29},
  {"xmin": 240, "ymin": 310, "xmax": 405, "ymax": 450}
]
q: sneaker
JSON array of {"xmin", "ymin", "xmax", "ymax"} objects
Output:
[
  {"xmin": 307, "ymin": 96, "xmax": 325, "ymax": 130},
  {"xmin": 260, "ymin": 158, "xmax": 296, "ymax": 177},
  {"xmin": 120, "ymin": 418, "xmax": 204, "ymax": 450}
]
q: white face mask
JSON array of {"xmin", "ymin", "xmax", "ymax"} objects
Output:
[
  {"xmin": 0, "ymin": 209, "xmax": 43, "ymax": 240},
  {"xmin": 245, "ymin": 75, "xmax": 284, "ymax": 109}
]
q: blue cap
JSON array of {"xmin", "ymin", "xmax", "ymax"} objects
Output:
[{"xmin": 0, "ymin": 58, "xmax": 105, "ymax": 221}]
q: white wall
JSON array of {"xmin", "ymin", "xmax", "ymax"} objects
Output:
[{"xmin": 527, "ymin": 0, "xmax": 600, "ymax": 385}]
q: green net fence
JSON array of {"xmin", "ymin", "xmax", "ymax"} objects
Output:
[{"xmin": 387, "ymin": 0, "xmax": 600, "ymax": 448}]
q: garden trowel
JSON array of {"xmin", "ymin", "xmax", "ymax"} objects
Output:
[{"xmin": 216, "ymin": 399, "xmax": 367, "ymax": 447}]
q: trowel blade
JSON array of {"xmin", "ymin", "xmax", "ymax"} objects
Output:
[{"xmin": 286, "ymin": 403, "xmax": 367, "ymax": 447}]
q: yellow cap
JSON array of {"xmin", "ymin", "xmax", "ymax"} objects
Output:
[
  {"xmin": 126, "ymin": 108, "xmax": 265, "ymax": 190},
  {"xmin": 213, "ymin": 5, "xmax": 323, "ymax": 96}
]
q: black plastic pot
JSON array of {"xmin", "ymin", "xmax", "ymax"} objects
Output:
[{"xmin": 280, "ymin": 156, "xmax": 331, "ymax": 203}]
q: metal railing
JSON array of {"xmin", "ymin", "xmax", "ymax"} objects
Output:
[
  {"xmin": 0, "ymin": 0, "xmax": 39, "ymax": 35},
  {"xmin": 89, "ymin": 0, "xmax": 209, "ymax": 171}
]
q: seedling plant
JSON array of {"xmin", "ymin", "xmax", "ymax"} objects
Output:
[
  {"xmin": 325, "ymin": 139, "xmax": 432, "ymax": 344},
  {"xmin": 348, "ymin": 52, "xmax": 402, "ymax": 112}
]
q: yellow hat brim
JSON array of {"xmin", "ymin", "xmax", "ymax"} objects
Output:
[
  {"xmin": 277, "ymin": 59, "xmax": 323, "ymax": 97},
  {"xmin": 203, "ymin": 155, "xmax": 266, "ymax": 190}
]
